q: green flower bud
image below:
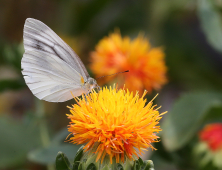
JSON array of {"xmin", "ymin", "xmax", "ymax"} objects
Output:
[{"xmin": 55, "ymin": 145, "xmax": 155, "ymax": 170}]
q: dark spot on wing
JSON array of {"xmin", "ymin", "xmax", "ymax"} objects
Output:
[
  {"xmin": 36, "ymin": 44, "xmax": 43, "ymax": 50},
  {"xmin": 36, "ymin": 40, "xmax": 44, "ymax": 51}
]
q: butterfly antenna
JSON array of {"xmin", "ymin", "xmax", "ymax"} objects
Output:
[{"xmin": 96, "ymin": 70, "xmax": 129, "ymax": 79}]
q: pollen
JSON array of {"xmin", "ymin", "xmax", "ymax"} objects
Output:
[{"xmin": 81, "ymin": 76, "xmax": 84, "ymax": 84}]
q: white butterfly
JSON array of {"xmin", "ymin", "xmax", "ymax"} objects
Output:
[{"xmin": 21, "ymin": 18, "xmax": 99, "ymax": 102}]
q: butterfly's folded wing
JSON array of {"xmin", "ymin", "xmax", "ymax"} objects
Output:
[
  {"xmin": 22, "ymin": 18, "xmax": 89, "ymax": 102},
  {"xmin": 22, "ymin": 51, "xmax": 87, "ymax": 102},
  {"xmin": 23, "ymin": 18, "xmax": 89, "ymax": 80}
]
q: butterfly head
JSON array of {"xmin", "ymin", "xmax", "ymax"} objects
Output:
[{"xmin": 85, "ymin": 77, "xmax": 100, "ymax": 92}]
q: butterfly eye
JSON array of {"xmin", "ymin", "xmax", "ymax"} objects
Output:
[{"xmin": 88, "ymin": 78, "xmax": 96, "ymax": 85}]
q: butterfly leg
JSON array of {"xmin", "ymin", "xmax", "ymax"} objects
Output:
[{"xmin": 83, "ymin": 93, "xmax": 88, "ymax": 102}]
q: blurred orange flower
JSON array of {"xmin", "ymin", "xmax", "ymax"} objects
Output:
[
  {"xmin": 90, "ymin": 31, "xmax": 167, "ymax": 94},
  {"xmin": 199, "ymin": 123, "xmax": 222, "ymax": 151}
]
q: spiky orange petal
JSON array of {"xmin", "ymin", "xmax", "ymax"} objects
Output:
[{"xmin": 67, "ymin": 85, "xmax": 166, "ymax": 163}]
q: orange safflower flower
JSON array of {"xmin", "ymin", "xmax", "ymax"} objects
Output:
[
  {"xmin": 67, "ymin": 85, "xmax": 166, "ymax": 163},
  {"xmin": 199, "ymin": 123, "xmax": 222, "ymax": 151},
  {"xmin": 90, "ymin": 32, "xmax": 167, "ymax": 94}
]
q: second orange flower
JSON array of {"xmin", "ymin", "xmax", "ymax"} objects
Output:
[{"xmin": 90, "ymin": 31, "xmax": 167, "ymax": 94}]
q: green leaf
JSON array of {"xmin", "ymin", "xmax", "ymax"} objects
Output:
[
  {"xmin": 138, "ymin": 157, "xmax": 143, "ymax": 166},
  {"xmin": 78, "ymin": 163, "xmax": 83, "ymax": 170},
  {"xmin": 203, "ymin": 106, "xmax": 222, "ymax": 122},
  {"xmin": 74, "ymin": 145, "xmax": 84, "ymax": 162},
  {"xmin": 116, "ymin": 163, "xmax": 123, "ymax": 170},
  {"xmin": 197, "ymin": 0, "xmax": 222, "ymax": 54},
  {"xmin": 100, "ymin": 165, "xmax": 109, "ymax": 170},
  {"xmin": 86, "ymin": 163, "xmax": 96, "ymax": 170},
  {"xmin": 0, "ymin": 117, "xmax": 41, "ymax": 168},
  {"xmin": 133, "ymin": 160, "xmax": 140, "ymax": 170},
  {"xmin": 0, "ymin": 79, "xmax": 25, "ymax": 93},
  {"xmin": 73, "ymin": 161, "xmax": 80, "ymax": 170},
  {"xmin": 143, "ymin": 160, "xmax": 154, "ymax": 170},
  {"xmin": 73, "ymin": 145, "xmax": 84, "ymax": 170},
  {"xmin": 162, "ymin": 92, "xmax": 222, "ymax": 151},
  {"xmin": 56, "ymin": 151, "xmax": 72, "ymax": 170},
  {"xmin": 28, "ymin": 144, "xmax": 80, "ymax": 164}
]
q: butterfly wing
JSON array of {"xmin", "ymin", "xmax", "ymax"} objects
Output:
[{"xmin": 22, "ymin": 18, "xmax": 89, "ymax": 102}]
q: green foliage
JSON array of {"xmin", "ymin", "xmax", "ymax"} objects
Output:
[
  {"xmin": 28, "ymin": 144, "xmax": 80, "ymax": 165},
  {"xmin": 0, "ymin": 79, "xmax": 25, "ymax": 92},
  {"xmin": 198, "ymin": 0, "xmax": 222, "ymax": 54},
  {"xmin": 162, "ymin": 92, "xmax": 222, "ymax": 151},
  {"xmin": 194, "ymin": 142, "xmax": 222, "ymax": 169},
  {"xmin": 73, "ymin": 146, "xmax": 84, "ymax": 170},
  {"xmin": 133, "ymin": 159, "xmax": 154, "ymax": 170},
  {"xmin": 86, "ymin": 163, "xmax": 96, "ymax": 170},
  {"xmin": 213, "ymin": 150, "xmax": 222, "ymax": 168},
  {"xmin": 55, "ymin": 146, "xmax": 155, "ymax": 170},
  {"xmin": 143, "ymin": 160, "xmax": 154, "ymax": 170},
  {"xmin": 56, "ymin": 152, "xmax": 72, "ymax": 170},
  {"xmin": 116, "ymin": 163, "xmax": 124, "ymax": 170},
  {"xmin": 0, "ymin": 117, "xmax": 41, "ymax": 168},
  {"xmin": 1, "ymin": 43, "xmax": 23, "ymax": 71},
  {"xmin": 51, "ymin": 128, "xmax": 70, "ymax": 145},
  {"xmin": 0, "ymin": 43, "xmax": 25, "ymax": 92}
]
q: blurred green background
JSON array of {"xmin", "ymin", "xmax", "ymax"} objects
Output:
[{"xmin": 1, "ymin": 0, "xmax": 222, "ymax": 170}]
